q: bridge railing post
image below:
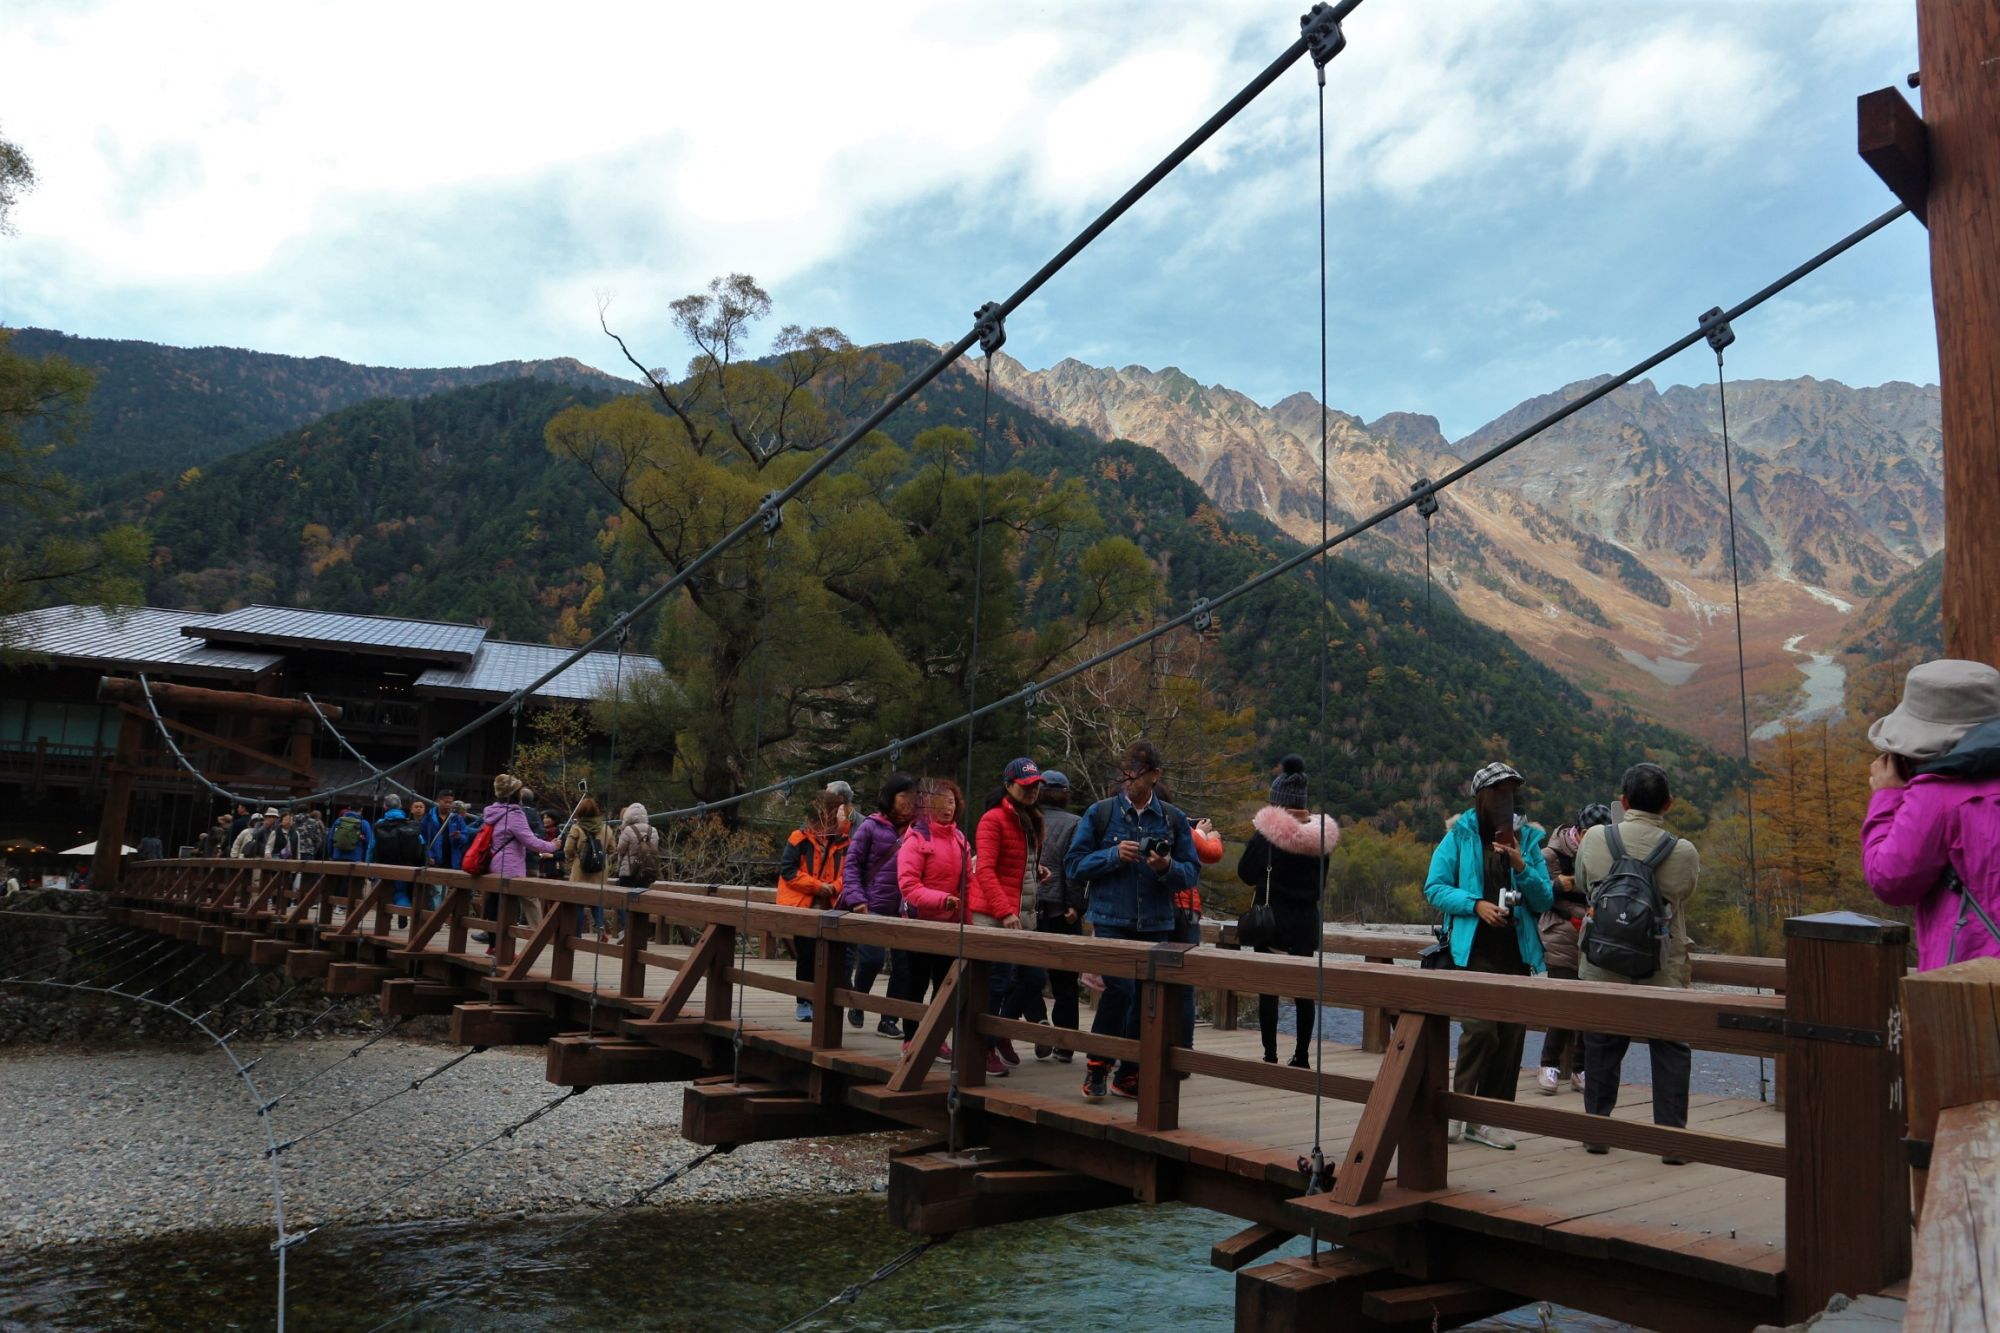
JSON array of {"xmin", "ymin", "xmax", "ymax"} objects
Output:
[
  {"xmin": 1781, "ymin": 910, "xmax": 1911, "ymax": 1322},
  {"xmin": 1900, "ymin": 956, "xmax": 2000, "ymax": 1221}
]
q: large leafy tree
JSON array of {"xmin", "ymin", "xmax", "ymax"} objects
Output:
[
  {"xmin": 549, "ymin": 276, "xmax": 1153, "ymax": 812},
  {"xmin": 0, "ymin": 128, "xmax": 146, "ymax": 653}
]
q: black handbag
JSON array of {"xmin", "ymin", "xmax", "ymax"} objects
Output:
[
  {"xmin": 1418, "ymin": 920, "xmax": 1452, "ymax": 970},
  {"xmin": 1238, "ymin": 858, "xmax": 1279, "ymax": 948}
]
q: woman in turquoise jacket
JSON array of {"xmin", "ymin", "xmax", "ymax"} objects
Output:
[{"xmin": 1423, "ymin": 761, "xmax": 1554, "ymax": 1152}]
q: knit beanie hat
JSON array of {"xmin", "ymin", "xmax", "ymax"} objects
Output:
[
  {"xmin": 1270, "ymin": 754, "xmax": 1310, "ymax": 808},
  {"xmin": 493, "ymin": 773, "xmax": 523, "ymax": 801}
]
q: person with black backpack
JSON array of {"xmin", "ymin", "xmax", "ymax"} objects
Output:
[{"xmin": 1577, "ymin": 762, "xmax": 1702, "ymax": 1158}]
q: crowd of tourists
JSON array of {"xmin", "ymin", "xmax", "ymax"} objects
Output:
[{"xmin": 181, "ymin": 653, "xmax": 1996, "ymax": 1135}]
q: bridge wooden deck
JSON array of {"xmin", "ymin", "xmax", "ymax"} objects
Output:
[{"xmin": 106, "ymin": 858, "xmax": 1913, "ymax": 1332}]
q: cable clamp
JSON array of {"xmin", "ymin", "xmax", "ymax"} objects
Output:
[
  {"xmin": 1698, "ymin": 306, "xmax": 1735, "ymax": 354},
  {"xmin": 1190, "ymin": 598, "xmax": 1215, "ymax": 635},
  {"xmin": 1300, "ymin": 4, "xmax": 1347, "ymax": 71},
  {"xmin": 1410, "ymin": 477, "xmax": 1440, "ymax": 521},
  {"xmin": 972, "ymin": 302, "xmax": 1007, "ymax": 357},
  {"xmin": 1021, "ymin": 682, "xmax": 1041, "ymax": 711},
  {"xmin": 757, "ymin": 490, "xmax": 785, "ymax": 536}
]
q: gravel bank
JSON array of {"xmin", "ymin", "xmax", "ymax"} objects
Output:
[{"xmin": 0, "ymin": 1037, "xmax": 902, "ymax": 1251}]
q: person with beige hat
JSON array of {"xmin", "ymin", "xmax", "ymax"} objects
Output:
[{"xmin": 1862, "ymin": 658, "xmax": 2000, "ymax": 970}]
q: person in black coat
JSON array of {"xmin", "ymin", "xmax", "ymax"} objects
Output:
[{"xmin": 1236, "ymin": 755, "xmax": 1342, "ymax": 1067}]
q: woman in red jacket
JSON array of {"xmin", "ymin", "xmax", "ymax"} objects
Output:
[
  {"xmin": 896, "ymin": 778, "xmax": 968, "ymax": 1059},
  {"xmin": 974, "ymin": 758, "xmax": 1046, "ymax": 1073}
]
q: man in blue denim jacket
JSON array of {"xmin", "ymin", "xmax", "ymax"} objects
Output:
[{"xmin": 1065, "ymin": 739, "xmax": 1198, "ymax": 1102}]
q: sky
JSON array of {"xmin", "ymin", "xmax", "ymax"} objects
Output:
[{"xmin": 0, "ymin": 0, "xmax": 1936, "ymax": 441}]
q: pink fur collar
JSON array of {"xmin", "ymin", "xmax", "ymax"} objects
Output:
[{"xmin": 1253, "ymin": 805, "xmax": 1341, "ymax": 856}]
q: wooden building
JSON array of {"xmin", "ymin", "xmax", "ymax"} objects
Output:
[{"xmin": 0, "ymin": 603, "xmax": 662, "ymax": 864}]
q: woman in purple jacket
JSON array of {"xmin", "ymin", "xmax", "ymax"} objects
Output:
[
  {"xmin": 836, "ymin": 772, "xmax": 919, "ymax": 1037},
  {"xmin": 482, "ymin": 774, "xmax": 562, "ymax": 934},
  {"xmin": 1862, "ymin": 660, "xmax": 2000, "ymax": 971}
]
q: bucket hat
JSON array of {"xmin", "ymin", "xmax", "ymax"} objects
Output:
[{"xmin": 1868, "ymin": 659, "xmax": 2000, "ymax": 760}]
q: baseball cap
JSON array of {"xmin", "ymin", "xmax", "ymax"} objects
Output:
[
  {"xmin": 1040, "ymin": 770, "xmax": 1070, "ymax": 788},
  {"xmin": 1002, "ymin": 758, "xmax": 1044, "ymax": 785},
  {"xmin": 1468, "ymin": 761, "xmax": 1524, "ymax": 794}
]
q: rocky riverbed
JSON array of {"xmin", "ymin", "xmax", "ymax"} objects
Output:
[{"xmin": 0, "ymin": 1038, "xmax": 901, "ymax": 1251}]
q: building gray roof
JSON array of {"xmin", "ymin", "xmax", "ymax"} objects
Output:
[
  {"xmin": 184, "ymin": 605, "xmax": 487, "ymax": 664},
  {"xmin": 0, "ymin": 606, "xmax": 281, "ymax": 681},
  {"xmin": 414, "ymin": 639, "xmax": 664, "ymax": 704}
]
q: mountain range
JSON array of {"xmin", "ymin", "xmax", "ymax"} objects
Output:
[
  {"xmin": 17, "ymin": 329, "xmax": 1741, "ymax": 824},
  {"xmin": 983, "ymin": 354, "xmax": 1942, "ymax": 744}
]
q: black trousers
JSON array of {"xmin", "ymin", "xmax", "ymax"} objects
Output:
[
  {"xmin": 1583, "ymin": 1030, "xmax": 1691, "ymax": 1128},
  {"xmin": 1036, "ymin": 912, "xmax": 1081, "ymax": 1031},
  {"xmin": 895, "ymin": 950, "xmax": 954, "ymax": 1040}
]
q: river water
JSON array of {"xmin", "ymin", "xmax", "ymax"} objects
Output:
[{"xmin": 0, "ymin": 1195, "xmax": 1615, "ymax": 1331}]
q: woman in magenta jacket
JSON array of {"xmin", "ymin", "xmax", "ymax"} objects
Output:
[
  {"xmin": 896, "ymin": 779, "xmax": 968, "ymax": 1054},
  {"xmin": 1862, "ymin": 660, "xmax": 2000, "ymax": 970}
]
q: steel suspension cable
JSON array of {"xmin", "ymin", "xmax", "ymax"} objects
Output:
[
  {"xmin": 0, "ymin": 974, "xmax": 295, "ymax": 1330},
  {"xmin": 641, "ymin": 204, "xmax": 1911, "ymax": 828},
  {"xmin": 773, "ymin": 1234, "xmax": 954, "ymax": 1333},
  {"xmin": 264, "ymin": 1045, "xmax": 486, "ymax": 1159},
  {"xmin": 258, "ymin": 1018, "xmax": 407, "ymax": 1115},
  {"xmin": 305, "ymin": 694, "xmax": 424, "ymax": 805},
  {"xmin": 117, "ymin": 5, "xmax": 1364, "ymax": 817},
  {"xmin": 1701, "ymin": 310, "xmax": 1771, "ymax": 1101},
  {"xmin": 948, "ymin": 350, "xmax": 997, "ymax": 1152},
  {"xmin": 1307, "ymin": 53, "xmax": 1333, "ymax": 1218}
]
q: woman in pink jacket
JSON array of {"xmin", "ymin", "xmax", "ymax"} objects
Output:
[
  {"xmin": 896, "ymin": 779, "xmax": 968, "ymax": 1059},
  {"xmin": 1862, "ymin": 660, "xmax": 2000, "ymax": 971},
  {"xmin": 482, "ymin": 773, "xmax": 563, "ymax": 935}
]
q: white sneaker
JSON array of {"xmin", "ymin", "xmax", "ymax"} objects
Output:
[
  {"xmin": 1447, "ymin": 1120, "xmax": 1464, "ymax": 1143},
  {"xmin": 1465, "ymin": 1124, "xmax": 1517, "ymax": 1151},
  {"xmin": 1536, "ymin": 1067, "xmax": 1560, "ymax": 1096},
  {"xmin": 1571, "ymin": 1071, "xmax": 1586, "ymax": 1093}
]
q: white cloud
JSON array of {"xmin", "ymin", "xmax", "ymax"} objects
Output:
[{"xmin": 0, "ymin": 0, "xmax": 1911, "ymax": 383}]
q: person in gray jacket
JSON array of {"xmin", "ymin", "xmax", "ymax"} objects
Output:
[{"xmin": 1032, "ymin": 772, "xmax": 1085, "ymax": 1060}]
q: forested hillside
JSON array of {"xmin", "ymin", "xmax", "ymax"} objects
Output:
[
  {"xmin": 94, "ymin": 336, "xmax": 1733, "ymax": 828},
  {"xmin": 9, "ymin": 327, "xmax": 633, "ymax": 488}
]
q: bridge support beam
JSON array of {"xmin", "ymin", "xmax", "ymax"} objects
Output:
[
  {"xmin": 886, "ymin": 1147, "xmax": 1131, "ymax": 1236},
  {"xmin": 682, "ymin": 1079, "xmax": 895, "ymax": 1145},
  {"xmin": 544, "ymin": 1035, "xmax": 702, "ymax": 1087},
  {"xmin": 379, "ymin": 978, "xmax": 479, "ymax": 1017},
  {"xmin": 449, "ymin": 1002, "xmax": 556, "ymax": 1047},
  {"xmin": 1234, "ymin": 1249, "xmax": 1398, "ymax": 1331}
]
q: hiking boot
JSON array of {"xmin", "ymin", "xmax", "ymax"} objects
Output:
[
  {"xmin": 794, "ymin": 1000, "xmax": 813, "ymax": 1023},
  {"xmin": 1288, "ymin": 1050, "xmax": 1311, "ymax": 1070},
  {"xmin": 1262, "ymin": 1048, "xmax": 1279, "ymax": 1064},
  {"xmin": 1033, "ymin": 1027, "xmax": 1053, "ymax": 1060},
  {"xmin": 876, "ymin": 1017, "xmax": 902, "ymax": 1038},
  {"xmin": 984, "ymin": 1048, "xmax": 1009, "ymax": 1077},
  {"xmin": 1082, "ymin": 1064, "xmax": 1110, "ymax": 1101},
  {"xmin": 847, "ymin": 1008, "xmax": 864, "ymax": 1029},
  {"xmin": 472, "ymin": 930, "xmax": 494, "ymax": 944},
  {"xmin": 994, "ymin": 1039, "xmax": 1021, "ymax": 1067},
  {"xmin": 1109, "ymin": 1069, "xmax": 1140, "ymax": 1100},
  {"xmin": 1537, "ymin": 1066, "xmax": 1561, "ymax": 1096},
  {"xmin": 1465, "ymin": 1125, "xmax": 1516, "ymax": 1151}
]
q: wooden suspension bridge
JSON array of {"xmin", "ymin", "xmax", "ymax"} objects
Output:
[{"xmin": 98, "ymin": 854, "xmax": 1995, "ymax": 1331}]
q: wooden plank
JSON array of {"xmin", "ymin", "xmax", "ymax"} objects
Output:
[
  {"xmin": 1782, "ymin": 913, "xmax": 1911, "ymax": 1319},
  {"xmin": 324, "ymin": 962, "xmax": 397, "ymax": 995},
  {"xmin": 1902, "ymin": 957, "xmax": 2000, "ymax": 1219},
  {"xmin": 1209, "ymin": 1223, "xmax": 1293, "ymax": 1273},
  {"xmin": 449, "ymin": 1002, "xmax": 556, "ymax": 1046},
  {"xmin": 1858, "ymin": 85, "xmax": 1930, "ymax": 225},
  {"xmin": 1433, "ymin": 1092, "xmax": 1786, "ymax": 1176},
  {"xmin": 1915, "ymin": 0, "xmax": 2000, "ymax": 663},
  {"xmin": 646, "ymin": 925, "xmax": 727, "ymax": 1023},
  {"xmin": 545, "ymin": 1035, "xmax": 701, "ymax": 1087},
  {"xmin": 1361, "ymin": 1280, "xmax": 1522, "ymax": 1325},
  {"xmin": 886, "ymin": 961, "xmax": 962, "ymax": 1094},
  {"xmin": 1235, "ymin": 1249, "xmax": 1397, "ymax": 1330},
  {"xmin": 1904, "ymin": 1100, "xmax": 2000, "ymax": 1332},
  {"xmin": 1333, "ymin": 1011, "xmax": 1432, "ymax": 1205},
  {"xmin": 283, "ymin": 949, "xmax": 334, "ymax": 980},
  {"xmin": 1136, "ymin": 978, "xmax": 1178, "ymax": 1131}
]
